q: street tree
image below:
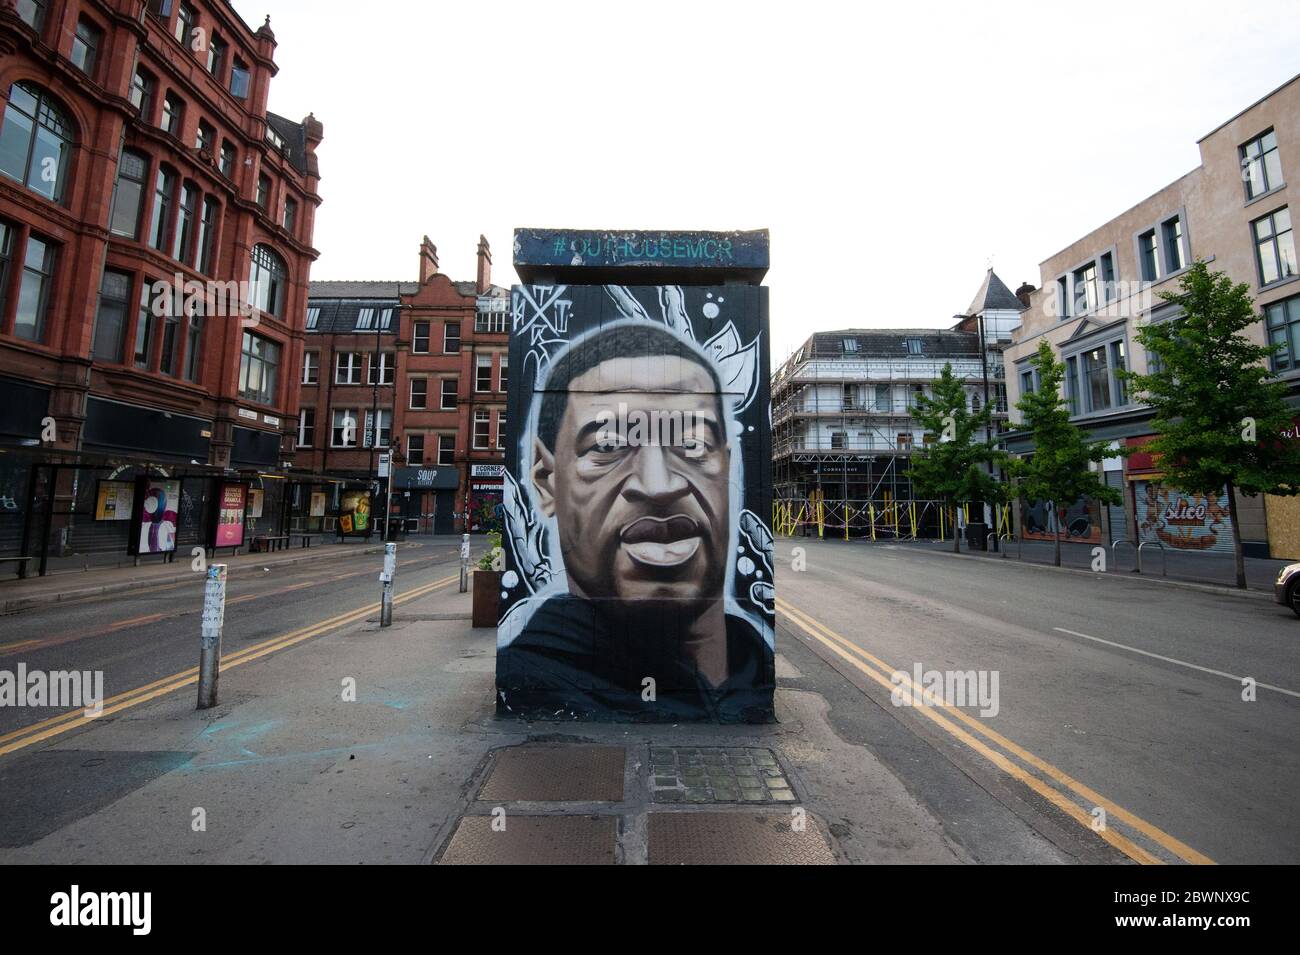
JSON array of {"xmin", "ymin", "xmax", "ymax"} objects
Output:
[
  {"xmin": 1127, "ymin": 260, "xmax": 1300, "ymax": 589},
  {"xmin": 1012, "ymin": 340, "xmax": 1122, "ymax": 567},
  {"xmin": 909, "ymin": 361, "xmax": 1004, "ymax": 553}
]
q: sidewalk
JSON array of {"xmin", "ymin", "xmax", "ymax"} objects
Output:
[
  {"xmin": 0, "ymin": 536, "xmax": 460, "ymax": 614},
  {"xmin": 0, "ymin": 579, "xmax": 1096, "ymax": 864}
]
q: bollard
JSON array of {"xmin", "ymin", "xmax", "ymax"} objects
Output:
[
  {"xmin": 197, "ymin": 564, "xmax": 227, "ymax": 710},
  {"xmin": 379, "ymin": 542, "xmax": 396, "ymax": 627},
  {"xmin": 459, "ymin": 532, "xmax": 470, "ymax": 593}
]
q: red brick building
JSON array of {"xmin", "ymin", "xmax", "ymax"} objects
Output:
[
  {"xmin": 297, "ymin": 236, "xmax": 508, "ymax": 535},
  {"xmin": 0, "ymin": 0, "xmax": 321, "ymax": 571}
]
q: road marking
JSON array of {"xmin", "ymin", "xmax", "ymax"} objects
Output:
[
  {"xmin": 777, "ymin": 596, "xmax": 1215, "ymax": 865},
  {"xmin": 1053, "ymin": 627, "xmax": 1300, "ymax": 700},
  {"xmin": 0, "ymin": 572, "xmax": 458, "ymax": 759}
]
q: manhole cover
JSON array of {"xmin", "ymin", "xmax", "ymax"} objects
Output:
[
  {"xmin": 478, "ymin": 744, "xmax": 626, "ymax": 802},
  {"xmin": 439, "ymin": 814, "xmax": 617, "ymax": 865},
  {"xmin": 649, "ymin": 746, "xmax": 795, "ymax": 804},
  {"xmin": 648, "ymin": 811, "xmax": 836, "ymax": 865}
]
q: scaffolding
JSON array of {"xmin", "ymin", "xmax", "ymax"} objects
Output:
[{"xmin": 771, "ymin": 327, "xmax": 1011, "ymax": 540}]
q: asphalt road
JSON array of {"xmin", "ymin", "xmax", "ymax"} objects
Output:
[
  {"xmin": 775, "ymin": 538, "xmax": 1300, "ymax": 864},
  {"xmin": 0, "ymin": 541, "xmax": 468, "ymax": 738}
]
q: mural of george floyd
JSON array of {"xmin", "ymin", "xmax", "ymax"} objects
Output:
[{"xmin": 497, "ymin": 229, "xmax": 775, "ymax": 722}]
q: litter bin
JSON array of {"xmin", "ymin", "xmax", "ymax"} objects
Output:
[{"xmin": 966, "ymin": 521, "xmax": 989, "ymax": 550}]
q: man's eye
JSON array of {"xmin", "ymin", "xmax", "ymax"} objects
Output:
[{"xmin": 590, "ymin": 435, "xmax": 627, "ymax": 454}]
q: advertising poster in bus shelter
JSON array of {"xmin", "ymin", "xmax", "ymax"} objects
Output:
[
  {"xmin": 338, "ymin": 489, "xmax": 371, "ymax": 536},
  {"xmin": 215, "ymin": 482, "xmax": 248, "ymax": 548},
  {"xmin": 94, "ymin": 481, "xmax": 135, "ymax": 521},
  {"xmin": 134, "ymin": 477, "xmax": 180, "ymax": 555}
]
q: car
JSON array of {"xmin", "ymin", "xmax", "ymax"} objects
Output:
[{"xmin": 1276, "ymin": 563, "xmax": 1300, "ymax": 618}]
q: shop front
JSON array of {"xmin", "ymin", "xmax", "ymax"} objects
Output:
[{"xmin": 390, "ymin": 465, "xmax": 460, "ymax": 535}]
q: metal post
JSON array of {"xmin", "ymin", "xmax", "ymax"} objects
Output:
[
  {"xmin": 379, "ymin": 542, "xmax": 396, "ymax": 627},
  {"xmin": 197, "ymin": 564, "xmax": 227, "ymax": 710},
  {"xmin": 459, "ymin": 532, "xmax": 470, "ymax": 593}
]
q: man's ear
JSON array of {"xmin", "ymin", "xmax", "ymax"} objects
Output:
[{"xmin": 531, "ymin": 437, "xmax": 557, "ymax": 518}]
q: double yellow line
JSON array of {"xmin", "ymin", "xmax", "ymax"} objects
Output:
[
  {"xmin": 776, "ymin": 596, "xmax": 1215, "ymax": 865},
  {"xmin": 0, "ymin": 572, "xmax": 458, "ymax": 759}
]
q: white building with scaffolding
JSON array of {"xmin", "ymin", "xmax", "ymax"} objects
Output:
[{"xmin": 771, "ymin": 270, "xmax": 1027, "ymax": 539}]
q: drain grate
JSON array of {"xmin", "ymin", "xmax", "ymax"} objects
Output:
[
  {"xmin": 649, "ymin": 746, "xmax": 795, "ymax": 804},
  {"xmin": 439, "ymin": 814, "xmax": 617, "ymax": 865},
  {"xmin": 648, "ymin": 811, "xmax": 836, "ymax": 865},
  {"xmin": 478, "ymin": 744, "xmax": 626, "ymax": 802}
]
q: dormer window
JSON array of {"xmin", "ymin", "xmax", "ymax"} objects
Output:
[{"xmin": 904, "ymin": 338, "xmax": 923, "ymax": 355}]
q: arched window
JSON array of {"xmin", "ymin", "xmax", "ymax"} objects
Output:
[
  {"xmin": 0, "ymin": 82, "xmax": 74, "ymax": 203},
  {"xmin": 248, "ymin": 244, "xmax": 287, "ymax": 317}
]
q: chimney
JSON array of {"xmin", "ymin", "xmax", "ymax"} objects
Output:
[
  {"xmin": 476, "ymin": 235, "xmax": 492, "ymax": 294},
  {"xmin": 1015, "ymin": 282, "xmax": 1036, "ymax": 308},
  {"xmin": 419, "ymin": 236, "xmax": 439, "ymax": 284}
]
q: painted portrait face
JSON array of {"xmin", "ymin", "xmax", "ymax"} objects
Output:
[{"xmin": 531, "ymin": 355, "xmax": 731, "ymax": 611}]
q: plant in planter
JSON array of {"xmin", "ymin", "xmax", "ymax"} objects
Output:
[{"xmin": 471, "ymin": 530, "xmax": 504, "ymax": 628}]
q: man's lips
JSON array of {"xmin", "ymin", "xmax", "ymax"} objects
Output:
[{"xmin": 619, "ymin": 515, "xmax": 702, "ymax": 568}]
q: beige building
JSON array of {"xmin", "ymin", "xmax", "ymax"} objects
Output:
[{"xmin": 1005, "ymin": 72, "xmax": 1300, "ymax": 559}]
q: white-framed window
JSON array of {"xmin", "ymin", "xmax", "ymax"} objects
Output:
[
  {"xmin": 444, "ymin": 321, "xmax": 460, "ymax": 353},
  {"xmin": 332, "ymin": 408, "xmax": 357, "ymax": 447},
  {"xmin": 498, "ymin": 355, "xmax": 508, "ymax": 393},
  {"xmin": 496, "ymin": 410, "xmax": 507, "ymax": 450},
  {"xmin": 412, "ymin": 321, "xmax": 429, "ymax": 353},
  {"xmin": 367, "ymin": 351, "xmax": 394, "ymax": 385},
  {"xmin": 437, "ymin": 434, "xmax": 456, "ymax": 466},
  {"xmin": 335, "ymin": 351, "xmax": 362, "ymax": 384},
  {"xmin": 364, "ymin": 409, "xmax": 392, "ymax": 448},
  {"xmin": 475, "ymin": 353, "xmax": 492, "ymax": 392},
  {"xmin": 356, "ymin": 307, "xmax": 375, "ymax": 330},
  {"xmin": 302, "ymin": 350, "xmax": 318, "ymax": 384},
  {"xmin": 407, "ymin": 433, "xmax": 425, "ymax": 466},
  {"xmin": 297, "ymin": 408, "xmax": 314, "ymax": 447},
  {"xmin": 473, "ymin": 409, "xmax": 490, "ymax": 449},
  {"xmin": 440, "ymin": 378, "xmax": 457, "ymax": 410},
  {"xmin": 409, "ymin": 377, "xmax": 427, "ymax": 409}
]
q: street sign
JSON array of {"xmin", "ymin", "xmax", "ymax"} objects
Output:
[{"xmin": 378, "ymin": 453, "xmax": 390, "ymax": 478}]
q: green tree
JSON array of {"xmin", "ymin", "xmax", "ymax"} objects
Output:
[
  {"xmin": 1012, "ymin": 340, "xmax": 1122, "ymax": 567},
  {"xmin": 1126, "ymin": 261, "xmax": 1300, "ymax": 589},
  {"xmin": 909, "ymin": 362, "xmax": 1004, "ymax": 552}
]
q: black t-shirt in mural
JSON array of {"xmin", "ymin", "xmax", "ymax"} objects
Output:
[{"xmin": 497, "ymin": 593, "xmax": 775, "ymax": 723}]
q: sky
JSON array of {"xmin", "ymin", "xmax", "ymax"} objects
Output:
[{"xmin": 232, "ymin": 0, "xmax": 1300, "ymax": 360}]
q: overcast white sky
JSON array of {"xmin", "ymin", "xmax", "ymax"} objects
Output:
[{"xmin": 232, "ymin": 0, "xmax": 1300, "ymax": 360}]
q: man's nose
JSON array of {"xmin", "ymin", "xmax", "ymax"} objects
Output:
[{"xmin": 621, "ymin": 445, "xmax": 690, "ymax": 504}]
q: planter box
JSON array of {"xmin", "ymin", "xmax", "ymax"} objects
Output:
[{"xmin": 472, "ymin": 569, "xmax": 503, "ymax": 628}]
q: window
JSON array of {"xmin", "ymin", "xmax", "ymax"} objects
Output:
[
  {"xmin": 378, "ymin": 307, "xmax": 393, "ymax": 329},
  {"xmin": 0, "ymin": 222, "xmax": 10, "ymax": 320},
  {"xmin": 183, "ymin": 300, "xmax": 203, "ymax": 382},
  {"xmin": 364, "ymin": 409, "xmax": 391, "ymax": 448},
  {"xmin": 134, "ymin": 281, "xmax": 154, "ymax": 368},
  {"xmin": 407, "ymin": 434, "xmax": 425, "ymax": 466},
  {"xmin": 16, "ymin": 0, "xmax": 47, "ymax": 31},
  {"xmin": 1254, "ymin": 207, "xmax": 1296, "ymax": 286},
  {"xmin": 130, "ymin": 68, "xmax": 155, "ymax": 120},
  {"xmin": 1242, "ymin": 129, "xmax": 1283, "ymax": 200},
  {"xmin": 149, "ymin": 166, "xmax": 175, "ymax": 251},
  {"xmin": 297, "ymin": 408, "xmax": 315, "ymax": 448},
  {"xmin": 248, "ymin": 244, "xmax": 287, "ymax": 317},
  {"xmin": 1110, "ymin": 340, "xmax": 1127, "ymax": 405},
  {"xmin": 498, "ymin": 355, "xmax": 508, "ymax": 393},
  {"xmin": 161, "ymin": 91, "xmax": 184, "ymax": 136},
  {"xmin": 842, "ymin": 338, "xmax": 858, "ymax": 352},
  {"xmin": 14, "ymin": 234, "xmax": 55, "ymax": 342},
  {"xmin": 109, "ymin": 149, "xmax": 148, "ymax": 238},
  {"xmin": 1138, "ymin": 229, "xmax": 1159, "ymax": 282},
  {"xmin": 1073, "ymin": 262, "xmax": 1099, "ymax": 315},
  {"xmin": 146, "ymin": 1, "xmax": 173, "ymax": 20},
  {"xmin": 332, "ymin": 409, "xmax": 357, "ymax": 447},
  {"xmin": 367, "ymin": 352, "xmax": 394, "ymax": 385},
  {"xmin": 218, "ymin": 140, "xmax": 235, "ymax": 178},
  {"xmin": 1063, "ymin": 336, "xmax": 1129, "ymax": 415},
  {"xmin": 440, "ymin": 378, "xmax": 457, "ymax": 410},
  {"xmin": 0, "ymin": 82, "xmax": 73, "ymax": 203},
  {"xmin": 335, "ymin": 352, "xmax": 362, "ymax": 384},
  {"xmin": 904, "ymin": 338, "xmax": 922, "ymax": 355},
  {"xmin": 475, "ymin": 307, "xmax": 507, "ymax": 333},
  {"xmin": 473, "ymin": 409, "xmax": 490, "ymax": 449},
  {"xmin": 444, "ymin": 321, "xmax": 460, "ymax": 353},
  {"xmin": 1162, "ymin": 216, "xmax": 1186, "ymax": 273},
  {"xmin": 256, "ymin": 173, "xmax": 270, "ymax": 208},
  {"xmin": 238, "ymin": 332, "xmax": 280, "ymax": 404},
  {"xmin": 830, "ymin": 431, "xmax": 846, "ymax": 450},
  {"xmin": 196, "ymin": 197, "xmax": 218, "ymax": 273},
  {"xmin": 283, "ymin": 197, "xmax": 297, "ymax": 232},
  {"xmin": 92, "ymin": 269, "xmax": 131, "ymax": 362},
  {"xmin": 1020, "ymin": 368, "xmax": 1035, "ymax": 396},
  {"xmin": 413, "ymin": 321, "xmax": 430, "ymax": 353},
  {"xmin": 159, "ymin": 301, "xmax": 179, "ymax": 376},
  {"xmin": 305, "ymin": 306, "xmax": 320, "ymax": 329},
  {"xmin": 356, "ymin": 307, "xmax": 374, "ymax": 330},
  {"xmin": 174, "ymin": 3, "xmax": 195, "ymax": 47},
  {"xmin": 496, "ymin": 411, "xmax": 507, "ymax": 450},
  {"xmin": 438, "ymin": 434, "xmax": 456, "ymax": 466},
  {"xmin": 1081, "ymin": 347, "xmax": 1110, "ymax": 412},
  {"xmin": 302, "ymin": 351, "xmax": 319, "ymax": 384},
  {"xmin": 1099, "ymin": 251, "xmax": 1115, "ymax": 303},
  {"xmin": 476, "ymin": 354, "xmax": 492, "ymax": 392},
  {"xmin": 172, "ymin": 182, "xmax": 197, "ymax": 262},
  {"xmin": 206, "ymin": 36, "xmax": 226, "ymax": 77},
  {"xmin": 896, "ymin": 432, "xmax": 913, "ymax": 450},
  {"xmin": 409, "ymin": 378, "xmax": 427, "ymax": 409},
  {"xmin": 195, "ymin": 119, "xmax": 214, "ymax": 153},
  {"xmin": 230, "ymin": 58, "xmax": 250, "ymax": 99},
  {"xmin": 71, "ymin": 19, "xmax": 102, "ymax": 75},
  {"xmin": 1265, "ymin": 294, "xmax": 1300, "ymax": 371}
]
